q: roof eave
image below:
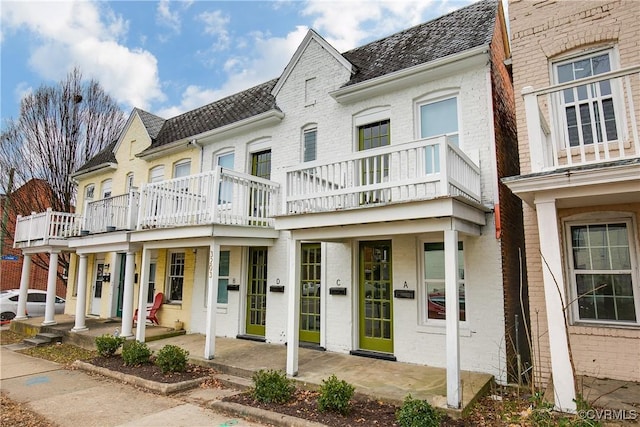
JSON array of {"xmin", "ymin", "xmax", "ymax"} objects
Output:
[
  {"xmin": 331, "ymin": 44, "xmax": 489, "ymax": 104},
  {"xmin": 71, "ymin": 163, "xmax": 118, "ymax": 180}
]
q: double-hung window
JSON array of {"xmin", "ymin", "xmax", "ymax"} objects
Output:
[
  {"xmin": 423, "ymin": 241, "xmax": 465, "ymax": 322},
  {"xmin": 554, "ymin": 50, "xmax": 619, "ymax": 147},
  {"xmin": 167, "ymin": 252, "xmax": 185, "ymax": 303},
  {"xmin": 418, "ymin": 95, "xmax": 459, "ymax": 174},
  {"xmin": 303, "ymin": 128, "xmax": 317, "ymax": 162},
  {"xmin": 567, "ymin": 219, "xmax": 638, "ymax": 324}
]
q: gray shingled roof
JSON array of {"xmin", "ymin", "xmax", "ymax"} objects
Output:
[
  {"xmin": 80, "ymin": 0, "xmax": 497, "ymax": 169},
  {"xmin": 342, "ymin": 0, "xmax": 497, "ymax": 86},
  {"xmin": 145, "ymin": 79, "xmax": 279, "ymax": 151},
  {"xmin": 76, "ymin": 140, "xmax": 117, "ymax": 173}
]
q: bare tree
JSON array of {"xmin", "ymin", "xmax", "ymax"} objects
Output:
[{"xmin": 0, "ymin": 67, "xmax": 126, "ymax": 284}]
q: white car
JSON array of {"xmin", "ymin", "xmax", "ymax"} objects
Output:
[{"xmin": 0, "ymin": 289, "xmax": 65, "ymax": 323}]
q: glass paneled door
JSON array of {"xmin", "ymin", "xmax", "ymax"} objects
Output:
[
  {"xmin": 250, "ymin": 150, "xmax": 271, "ymax": 225},
  {"xmin": 359, "ymin": 241, "xmax": 393, "ymax": 353},
  {"xmin": 246, "ymin": 247, "xmax": 268, "ymax": 336},
  {"xmin": 300, "ymin": 243, "xmax": 321, "ymax": 344},
  {"xmin": 358, "ymin": 120, "xmax": 390, "ymax": 204}
]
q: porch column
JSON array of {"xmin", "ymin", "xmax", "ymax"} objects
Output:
[
  {"xmin": 120, "ymin": 251, "xmax": 136, "ymax": 337},
  {"xmin": 286, "ymin": 238, "xmax": 301, "ymax": 376},
  {"xmin": 42, "ymin": 250, "xmax": 60, "ymax": 326},
  {"xmin": 535, "ymin": 200, "xmax": 576, "ymax": 412},
  {"xmin": 204, "ymin": 242, "xmax": 220, "ymax": 359},
  {"xmin": 444, "ymin": 229, "xmax": 461, "ymax": 409},
  {"xmin": 72, "ymin": 254, "xmax": 89, "ymax": 332},
  {"xmin": 15, "ymin": 254, "xmax": 32, "ymax": 320},
  {"xmin": 135, "ymin": 247, "xmax": 151, "ymax": 342}
]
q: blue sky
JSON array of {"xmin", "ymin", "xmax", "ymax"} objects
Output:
[{"xmin": 1, "ymin": 0, "xmax": 483, "ymax": 124}]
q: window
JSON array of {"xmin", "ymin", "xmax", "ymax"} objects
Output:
[
  {"xmin": 173, "ymin": 160, "xmax": 191, "ymax": 178},
  {"xmin": 126, "ymin": 173, "xmax": 134, "ymax": 192},
  {"xmin": 251, "ymin": 150, "xmax": 271, "ymax": 179},
  {"xmin": 567, "ymin": 220, "xmax": 638, "ymax": 324},
  {"xmin": 358, "ymin": 120, "xmax": 390, "ymax": 203},
  {"xmin": 216, "ymin": 152, "xmax": 234, "ymax": 204},
  {"xmin": 554, "ymin": 50, "xmax": 618, "ymax": 147},
  {"xmin": 423, "ymin": 241, "xmax": 465, "ymax": 321},
  {"xmin": 101, "ymin": 179, "xmax": 112, "ymax": 199},
  {"xmin": 149, "ymin": 165, "xmax": 164, "ymax": 183},
  {"xmin": 85, "ymin": 184, "xmax": 95, "ymax": 200},
  {"xmin": 359, "ymin": 120, "xmax": 390, "ymax": 150},
  {"xmin": 303, "ymin": 128, "xmax": 317, "ymax": 162},
  {"xmin": 147, "ymin": 262, "xmax": 157, "ymax": 303},
  {"xmin": 167, "ymin": 252, "xmax": 185, "ymax": 302},
  {"xmin": 419, "ymin": 96, "xmax": 459, "ymax": 174}
]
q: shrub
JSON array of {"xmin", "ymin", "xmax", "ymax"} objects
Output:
[
  {"xmin": 121, "ymin": 340, "xmax": 152, "ymax": 366},
  {"xmin": 251, "ymin": 369, "xmax": 295, "ymax": 404},
  {"xmin": 317, "ymin": 374, "xmax": 355, "ymax": 415},
  {"xmin": 95, "ymin": 334, "xmax": 125, "ymax": 357},
  {"xmin": 155, "ymin": 344, "xmax": 189, "ymax": 373},
  {"xmin": 396, "ymin": 395, "xmax": 442, "ymax": 427}
]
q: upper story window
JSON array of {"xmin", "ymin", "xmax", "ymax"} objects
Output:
[
  {"xmin": 125, "ymin": 173, "xmax": 134, "ymax": 192},
  {"xmin": 101, "ymin": 179, "xmax": 112, "ymax": 199},
  {"xmin": 216, "ymin": 151, "xmax": 235, "ymax": 204},
  {"xmin": 358, "ymin": 120, "xmax": 390, "ymax": 150},
  {"xmin": 423, "ymin": 241, "xmax": 465, "ymax": 323},
  {"xmin": 566, "ymin": 218, "xmax": 638, "ymax": 325},
  {"xmin": 149, "ymin": 165, "xmax": 164, "ymax": 183},
  {"xmin": 85, "ymin": 184, "xmax": 95, "ymax": 200},
  {"xmin": 251, "ymin": 150, "xmax": 271, "ymax": 180},
  {"xmin": 419, "ymin": 96, "xmax": 459, "ymax": 145},
  {"xmin": 554, "ymin": 49, "xmax": 619, "ymax": 147},
  {"xmin": 303, "ymin": 127, "xmax": 317, "ymax": 162},
  {"xmin": 173, "ymin": 160, "xmax": 191, "ymax": 178}
]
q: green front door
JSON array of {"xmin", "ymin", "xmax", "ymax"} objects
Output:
[
  {"xmin": 359, "ymin": 241, "xmax": 393, "ymax": 353},
  {"xmin": 300, "ymin": 243, "xmax": 321, "ymax": 344},
  {"xmin": 246, "ymin": 247, "xmax": 268, "ymax": 336},
  {"xmin": 116, "ymin": 253, "xmax": 126, "ymax": 317}
]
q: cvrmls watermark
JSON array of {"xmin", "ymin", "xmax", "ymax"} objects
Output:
[{"xmin": 578, "ymin": 409, "xmax": 638, "ymax": 421}]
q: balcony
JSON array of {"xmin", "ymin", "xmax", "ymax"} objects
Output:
[
  {"xmin": 137, "ymin": 166, "xmax": 280, "ymax": 230},
  {"xmin": 523, "ymin": 65, "xmax": 640, "ymax": 173},
  {"xmin": 278, "ymin": 136, "xmax": 482, "ymax": 230},
  {"xmin": 83, "ymin": 191, "xmax": 140, "ymax": 234},
  {"xmin": 14, "ymin": 208, "xmax": 82, "ymax": 249}
]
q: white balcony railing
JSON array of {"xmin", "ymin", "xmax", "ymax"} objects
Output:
[
  {"xmin": 83, "ymin": 190, "xmax": 140, "ymax": 233},
  {"xmin": 14, "ymin": 208, "xmax": 82, "ymax": 246},
  {"xmin": 137, "ymin": 166, "xmax": 280, "ymax": 229},
  {"xmin": 284, "ymin": 136, "xmax": 481, "ymax": 214},
  {"xmin": 523, "ymin": 65, "xmax": 640, "ymax": 173}
]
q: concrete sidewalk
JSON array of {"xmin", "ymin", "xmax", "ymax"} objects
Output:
[{"xmin": 0, "ymin": 347, "xmax": 265, "ymax": 427}]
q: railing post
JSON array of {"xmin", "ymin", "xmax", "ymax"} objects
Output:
[
  {"xmin": 136, "ymin": 183, "xmax": 146, "ymax": 230},
  {"xmin": 211, "ymin": 166, "xmax": 221, "ymax": 224},
  {"xmin": 14, "ymin": 215, "xmax": 22, "ymax": 247},
  {"xmin": 44, "ymin": 208, "xmax": 53, "ymax": 243},
  {"xmin": 440, "ymin": 138, "xmax": 449, "ymax": 196},
  {"xmin": 523, "ymin": 86, "xmax": 545, "ymax": 173},
  {"xmin": 27, "ymin": 211, "xmax": 36, "ymax": 245}
]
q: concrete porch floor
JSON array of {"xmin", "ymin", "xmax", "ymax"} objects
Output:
[{"xmin": 9, "ymin": 314, "xmax": 494, "ymax": 415}]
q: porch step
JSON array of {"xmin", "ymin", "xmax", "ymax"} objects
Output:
[{"xmin": 23, "ymin": 332, "xmax": 64, "ymax": 347}]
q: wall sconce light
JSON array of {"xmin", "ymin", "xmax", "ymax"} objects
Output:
[{"xmin": 102, "ymin": 273, "xmax": 111, "ymax": 282}]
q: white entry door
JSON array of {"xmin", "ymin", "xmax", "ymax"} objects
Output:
[{"xmin": 91, "ymin": 262, "xmax": 105, "ymax": 315}]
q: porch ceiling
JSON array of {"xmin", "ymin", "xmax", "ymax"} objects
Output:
[{"xmin": 129, "ymin": 224, "xmax": 280, "ymax": 244}]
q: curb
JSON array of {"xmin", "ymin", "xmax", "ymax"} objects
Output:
[
  {"xmin": 210, "ymin": 401, "xmax": 326, "ymax": 427},
  {"xmin": 72, "ymin": 360, "xmax": 207, "ymax": 395}
]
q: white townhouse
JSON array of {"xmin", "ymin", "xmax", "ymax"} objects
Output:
[{"xmin": 13, "ymin": 0, "xmax": 526, "ymax": 408}]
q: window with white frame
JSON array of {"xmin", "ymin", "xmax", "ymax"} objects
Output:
[
  {"xmin": 167, "ymin": 252, "xmax": 185, "ymax": 302},
  {"xmin": 85, "ymin": 184, "xmax": 95, "ymax": 200},
  {"xmin": 149, "ymin": 165, "xmax": 164, "ymax": 183},
  {"xmin": 216, "ymin": 151, "xmax": 234, "ymax": 204},
  {"xmin": 554, "ymin": 49, "xmax": 619, "ymax": 147},
  {"xmin": 303, "ymin": 127, "xmax": 317, "ymax": 162},
  {"xmin": 173, "ymin": 160, "xmax": 191, "ymax": 178},
  {"xmin": 101, "ymin": 179, "xmax": 112, "ymax": 199},
  {"xmin": 423, "ymin": 241, "xmax": 465, "ymax": 322},
  {"xmin": 147, "ymin": 261, "xmax": 157, "ymax": 303},
  {"xmin": 126, "ymin": 173, "xmax": 134, "ymax": 192},
  {"xmin": 418, "ymin": 95, "xmax": 459, "ymax": 174},
  {"xmin": 566, "ymin": 219, "xmax": 638, "ymax": 324}
]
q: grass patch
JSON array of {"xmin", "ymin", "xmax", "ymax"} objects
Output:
[
  {"xmin": 0, "ymin": 329, "xmax": 24, "ymax": 345},
  {"xmin": 19, "ymin": 343, "xmax": 97, "ymax": 365}
]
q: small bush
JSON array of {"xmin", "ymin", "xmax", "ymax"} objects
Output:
[
  {"xmin": 317, "ymin": 374, "xmax": 355, "ymax": 415},
  {"xmin": 251, "ymin": 369, "xmax": 295, "ymax": 404},
  {"xmin": 396, "ymin": 395, "xmax": 442, "ymax": 427},
  {"xmin": 95, "ymin": 334, "xmax": 125, "ymax": 357},
  {"xmin": 121, "ymin": 340, "xmax": 152, "ymax": 366},
  {"xmin": 155, "ymin": 344, "xmax": 189, "ymax": 373}
]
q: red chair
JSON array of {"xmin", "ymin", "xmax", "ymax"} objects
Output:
[{"xmin": 133, "ymin": 292, "xmax": 163, "ymax": 326}]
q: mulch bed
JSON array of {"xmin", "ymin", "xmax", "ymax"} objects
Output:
[{"xmin": 89, "ymin": 356, "xmax": 216, "ymax": 384}]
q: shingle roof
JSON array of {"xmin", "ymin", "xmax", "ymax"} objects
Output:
[
  {"xmin": 145, "ymin": 79, "xmax": 280, "ymax": 151},
  {"xmin": 76, "ymin": 140, "xmax": 117, "ymax": 173},
  {"xmin": 342, "ymin": 0, "xmax": 497, "ymax": 86},
  {"xmin": 135, "ymin": 108, "xmax": 165, "ymax": 140}
]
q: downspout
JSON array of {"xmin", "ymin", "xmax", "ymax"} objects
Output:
[{"xmin": 190, "ymin": 139, "xmax": 204, "ymax": 173}]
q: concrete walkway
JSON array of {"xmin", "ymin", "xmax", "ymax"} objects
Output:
[{"xmin": 0, "ymin": 346, "xmax": 265, "ymax": 427}]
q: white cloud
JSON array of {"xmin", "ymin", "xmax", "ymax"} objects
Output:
[
  {"xmin": 156, "ymin": 0, "xmax": 181, "ymax": 34},
  {"xmin": 197, "ymin": 10, "xmax": 231, "ymax": 51},
  {"xmin": 14, "ymin": 82, "xmax": 33, "ymax": 104},
  {"xmin": 1, "ymin": 1, "xmax": 165, "ymax": 111}
]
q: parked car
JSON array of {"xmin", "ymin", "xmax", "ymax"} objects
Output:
[{"xmin": 0, "ymin": 289, "xmax": 65, "ymax": 323}]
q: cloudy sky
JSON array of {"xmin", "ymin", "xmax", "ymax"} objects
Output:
[{"xmin": 1, "ymin": 0, "xmax": 481, "ymax": 123}]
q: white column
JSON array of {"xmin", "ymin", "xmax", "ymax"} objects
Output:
[
  {"xmin": 120, "ymin": 251, "xmax": 136, "ymax": 337},
  {"xmin": 135, "ymin": 248, "xmax": 150, "ymax": 342},
  {"xmin": 445, "ymin": 229, "xmax": 461, "ymax": 409},
  {"xmin": 286, "ymin": 238, "xmax": 301, "ymax": 376},
  {"xmin": 535, "ymin": 200, "xmax": 576, "ymax": 412},
  {"xmin": 42, "ymin": 250, "xmax": 59, "ymax": 325},
  {"xmin": 72, "ymin": 254, "xmax": 89, "ymax": 332},
  {"xmin": 15, "ymin": 254, "xmax": 32, "ymax": 320},
  {"xmin": 204, "ymin": 242, "xmax": 220, "ymax": 359}
]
